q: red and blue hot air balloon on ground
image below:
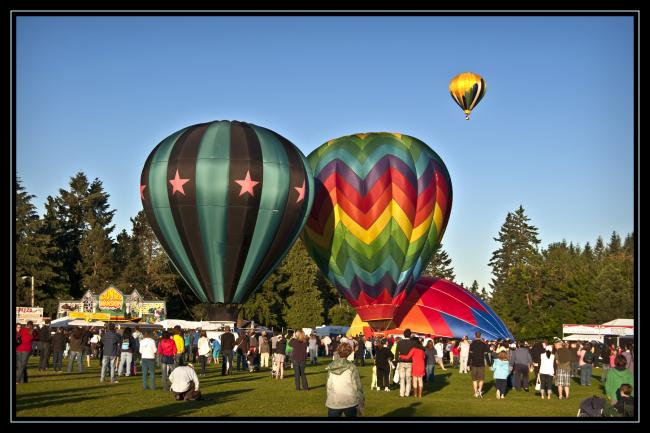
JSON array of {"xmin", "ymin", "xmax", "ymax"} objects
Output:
[
  {"xmin": 391, "ymin": 276, "xmax": 514, "ymax": 340},
  {"xmin": 140, "ymin": 120, "xmax": 313, "ymax": 321},
  {"xmin": 302, "ymin": 132, "xmax": 452, "ymax": 330}
]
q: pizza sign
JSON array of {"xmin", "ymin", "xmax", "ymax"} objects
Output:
[{"xmin": 98, "ymin": 287, "xmax": 124, "ymax": 311}]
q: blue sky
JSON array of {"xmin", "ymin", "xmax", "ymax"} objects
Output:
[{"xmin": 15, "ymin": 15, "xmax": 635, "ymax": 291}]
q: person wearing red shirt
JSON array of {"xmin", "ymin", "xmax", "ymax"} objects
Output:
[
  {"xmin": 452, "ymin": 343, "xmax": 461, "ymax": 368},
  {"xmin": 16, "ymin": 321, "xmax": 34, "ymax": 384},
  {"xmin": 157, "ymin": 331, "xmax": 178, "ymax": 391},
  {"xmin": 399, "ymin": 337, "xmax": 426, "ymax": 398}
]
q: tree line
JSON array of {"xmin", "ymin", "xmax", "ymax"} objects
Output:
[
  {"xmin": 15, "ymin": 173, "xmax": 633, "ymax": 336},
  {"xmin": 487, "ymin": 206, "xmax": 634, "ymax": 339}
]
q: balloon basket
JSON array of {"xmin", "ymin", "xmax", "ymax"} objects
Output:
[
  {"xmin": 206, "ymin": 304, "xmax": 240, "ymax": 322},
  {"xmin": 367, "ymin": 319, "xmax": 398, "ymax": 332}
]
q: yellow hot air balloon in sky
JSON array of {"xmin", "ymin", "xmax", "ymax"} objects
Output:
[{"xmin": 449, "ymin": 72, "xmax": 486, "ymax": 120}]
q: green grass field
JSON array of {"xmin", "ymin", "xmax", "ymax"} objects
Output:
[{"xmin": 15, "ymin": 357, "xmax": 608, "ymax": 418}]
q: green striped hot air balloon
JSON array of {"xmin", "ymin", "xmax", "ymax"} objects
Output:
[{"xmin": 140, "ymin": 120, "xmax": 314, "ymax": 321}]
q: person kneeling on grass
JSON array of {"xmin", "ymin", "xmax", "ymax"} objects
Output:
[
  {"xmin": 169, "ymin": 363, "xmax": 202, "ymax": 401},
  {"xmin": 326, "ymin": 342, "xmax": 365, "ymax": 417}
]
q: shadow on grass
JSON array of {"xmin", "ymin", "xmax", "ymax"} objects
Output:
[
  {"xmin": 426, "ymin": 372, "xmax": 452, "ymax": 393},
  {"xmin": 201, "ymin": 375, "xmax": 262, "ymax": 386},
  {"xmin": 17, "ymin": 391, "xmax": 131, "ymax": 412},
  {"xmin": 383, "ymin": 402, "xmax": 422, "ymax": 417},
  {"xmin": 16, "ymin": 384, "xmax": 109, "ymax": 398},
  {"xmin": 118, "ymin": 388, "xmax": 251, "ymax": 417}
]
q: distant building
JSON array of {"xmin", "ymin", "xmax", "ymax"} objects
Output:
[{"xmin": 57, "ymin": 286, "xmax": 166, "ymax": 323}]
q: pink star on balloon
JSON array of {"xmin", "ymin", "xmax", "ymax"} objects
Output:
[
  {"xmin": 169, "ymin": 169, "xmax": 190, "ymax": 195},
  {"xmin": 235, "ymin": 170, "xmax": 259, "ymax": 197},
  {"xmin": 294, "ymin": 180, "xmax": 305, "ymax": 203},
  {"xmin": 140, "ymin": 184, "xmax": 147, "ymax": 200}
]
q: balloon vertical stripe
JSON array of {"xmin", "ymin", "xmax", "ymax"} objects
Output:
[
  {"xmin": 141, "ymin": 132, "xmax": 204, "ymax": 303},
  {"xmin": 223, "ymin": 122, "xmax": 264, "ymax": 302},
  {"xmin": 195, "ymin": 121, "xmax": 232, "ymax": 302},
  {"xmin": 167, "ymin": 124, "xmax": 215, "ymax": 303},
  {"xmin": 232, "ymin": 125, "xmax": 289, "ymax": 302},
  {"xmin": 144, "ymin": 128, "xmax": 209, "ymax": 303},
  {"xmin": 244, "ymin": 129, "xmax": 310, "ymax": 299}
]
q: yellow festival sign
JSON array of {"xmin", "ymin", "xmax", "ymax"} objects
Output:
[
  {"xmin": 98, "ymin": 287, "xmax": 124, "ymax": 311},
  {"xmin": 68, "ymin": 312, "xmax": 112, "ymax": 321}
]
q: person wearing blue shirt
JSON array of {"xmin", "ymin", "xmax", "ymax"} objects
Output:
[
  {"xmin": 183, "ymin": 332, "xmax": 192, "ymax": 363},
  {"xmin": 191, "ymin": 329, "xmax": 201, "ymax": 363},
  {"xmin": 211, "ymin": 338, "xmax": 221, "ymax": 368},
  {"xmin": 491, "ymin": 351, "xmax": 511, "ymax": 399}
]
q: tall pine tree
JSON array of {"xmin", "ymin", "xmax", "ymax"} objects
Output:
[
  {"xmin": 281, "ymin": 240, "xmax": 324, "ymax": 329},
  {"xmin": 422, "ymin": 244, "xmax": 456, "ymax": 281},
  {"xmin": 75, "ymin": 178, "xmax": 117, "ymax": 292},
  {"xmin": 15, "ymin": 178, "xmax": 59, "ymax": 313},
  {"xmin": 468, "ymin": 280, "xmax": 480, "ymax": 296},
  {"xmin": 488, "ymin": 206, "xmax": 541, "ymax": 337}
]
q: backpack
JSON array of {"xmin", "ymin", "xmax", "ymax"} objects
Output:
[
  {"xmin": 577, "ymin": 396, "xmax": 605, "ymax": 417},
  {"xmin": 583, "ymin": 350, "xmax": 594, "ymax": 364}
]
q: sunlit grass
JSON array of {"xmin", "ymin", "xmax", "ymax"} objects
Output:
[{"xmin": 15, "ymin": 357, "xmax": 607, "ymax": 418}]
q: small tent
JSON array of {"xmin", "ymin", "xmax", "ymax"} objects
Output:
[{"xmin": 346, "ymin": 315, "xmax": 373, "ymax": 338}]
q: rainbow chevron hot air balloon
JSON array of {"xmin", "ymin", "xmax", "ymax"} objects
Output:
[
  {"xmin": 140, "ymin": 120, "xmax": 313, "ymax": 321},
  {"xmin": 302, "ymin": 133, "xmax": 452, "ymax": 330}
]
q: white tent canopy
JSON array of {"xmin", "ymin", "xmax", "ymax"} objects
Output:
[
  {"xmin": 50, "ymin": 317, "xmax": 74, "ymax": 328},
  {"xmin": 602, "ymin": 318, "xmax": 634, "ymax": 327},
  {"xmin": 314, "ymin": 325, "xmax": 349, "ymax": 337},
  {"xmin": 158, "ymin": 319, "xmax": 234, "ymax": 331},
  {"xmin": 563, "ymin": 334, "xmax": 604, "ymax": 343},
  {"xmin": 69, "ymin": 320, "xmax": 105, "ymax": 327}
]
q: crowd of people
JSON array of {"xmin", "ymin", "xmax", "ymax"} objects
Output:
[{"xmin": 15, "ymin": 320, "xmax": 635, "ymax": 417}]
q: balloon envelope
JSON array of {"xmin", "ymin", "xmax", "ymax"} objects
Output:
[
  {"xmin": 140, "ymin": 120, "xmax": 313, "ymax": 317},
  {"xmin": 302, "ymin": 133, "xmax": 452, "ymax": 328},
  {"xmin": 449, "ymin": 72, "xmax": 486, "ymax": 120},
  {"xmin": 393, "ymin": 276, "xmax": 514, "ymax": 340}
]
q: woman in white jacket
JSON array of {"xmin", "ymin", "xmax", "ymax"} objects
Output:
[
  {"xmin": 539, "ymin": 346, "xmax": 555, "ymax": 399},
  {"xmin": 326, "ymin": 342, "xmax": 365, "ymax": 417},
  {"xmin": 197, "ymin": 331, "xmax": 211, "ymax": 376}
]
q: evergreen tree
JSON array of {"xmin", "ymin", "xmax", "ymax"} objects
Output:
[
  {"xmin": 582, "ymin": 242, "xmax": 594, "ymax": 262},
  {"xmin": 479, "ymin": 286, "xmax": 490, "ymax": 302},
  {"xmin": 48, "ymin": 173, "xmax": 90, "ymax": 298},
  {"xmin": 76, "ymin": 216, "xmax": 116, "ymax": 291},
  {"xmin": 240, "ymin": 270, "xmax": 285, "ymax": 327},
  {"xmin": 327, "ymin": 301, "xmax": 357, "ymax": 326},
  {"xmin": 591, "ymin": 256, "xmax": 633, "ymax": 322},
  {"xmin": 42, "ymin": 172, "xmax": 116, "ymax": 298},
  {"xmin": 39, "ymin": 196, "xmax": 71, "ymax": 300},
  {"xmin": 317, "ymin": 271, "xmax": 342, "ymax": 324},
  {"xmin": 623, "ymin": 233, "xmax": 634, "ymax": 256},
  {"xmin": 607, "ymin": 231, "xmax": 622, "ymax": 255},
  {"xmin": 594, "ymin": 236, "xmax": 606, "ymax": 262},
  {"xmin": 15, "ymin": 178, "xmax": 59, "ymax": 310},
  {"xmin": 469, "ymin": 280, "xmax": 480, "ymax": 296},
  {"xmin": 422, "ymin": 244, "xmax": 456, "ymax": 281},
  {"xmin": 488, "ymin": 206, "xmax": 542, "ymax": 337},
  {"xmin": 281, "ymin": 240, "xmax": 324, "ymax": 328},
  {"xmin": 113, "ymin": 229, "xmax": 132, "ymax": 287}
]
